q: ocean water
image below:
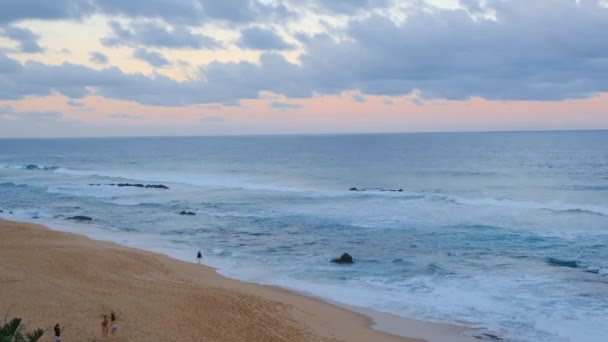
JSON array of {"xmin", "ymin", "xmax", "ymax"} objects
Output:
[{"xmin": 1, "ymin": 132, "xmax": 607, "ymax": 342}]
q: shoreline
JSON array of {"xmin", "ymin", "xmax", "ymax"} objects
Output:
[{"xmin": 0, "ymin": 218, "xmax": 478, "ymax": 342}]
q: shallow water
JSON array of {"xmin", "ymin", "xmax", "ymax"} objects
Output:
[{"xmin": 1, "ymin": 132, "xmax": 607, "ymax": 342}]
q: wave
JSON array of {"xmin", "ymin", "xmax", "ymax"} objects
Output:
[
  {"xmin": 52, "ymin": 167, "xmax": 307, "ymax": 192},
  {"xmin": 6, "ymin": 163, "xmax": 608, "ymax": 218},
  {"xmin": 545, "ymin": 258, "xmax": 608, "ymax": 277},
  {"xmin": 546, "ymin": 257, "xmax": 580, "ymax": 269},
  {"xmin": 0, "ymin": 164, "xmax": 59, "ymax": 171},
  {"xmin": 440, "ymin": 195, "xmax": 608, "ymax": 217}
]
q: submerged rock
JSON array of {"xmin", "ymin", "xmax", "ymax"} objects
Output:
[
  {"xmin": 66, "ymin": 215, "xmax": 93, "ymax": 221},
  {"xmin": 179, "ymin": 211, "xmax": 196, "ymax": 216},
  {"xmin": 0, "ymin": 209, "xmax": 3, "ymax": 213},
  {"xmin": 331, "ymin": 253, "xmax": 354, "ymax": 264},
  {"xmin": 546, "ymin": 257, "xmax": 579, "ymax": 269},
  {"xmin": 349, "ymin": 187, "xmax": 404, "ymax": 192}
]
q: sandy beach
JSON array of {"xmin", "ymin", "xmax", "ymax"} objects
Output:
[{"xmin": 0, "ymin": 219, "xmax": 478, "ymax": 342}]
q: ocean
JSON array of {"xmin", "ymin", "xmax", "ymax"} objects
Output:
[{"xmin": 1, "ymin": 131, "xmax": 607, "ymax": 342}]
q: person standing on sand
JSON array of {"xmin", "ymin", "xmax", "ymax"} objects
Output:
[
  {"xmin": 197, "ymin": 250, "xmax": 202, "ymax": 264},
  {"xmin": 54, "ymin": 324, "xmax": 63, "ymax": 341},
  {"xmin": 110, "ymin": 311, "xmax": 118, "ymax": 336},
  {"xmin": 102, "ymin": 315, "xmax": 109, "ymax": 337}
]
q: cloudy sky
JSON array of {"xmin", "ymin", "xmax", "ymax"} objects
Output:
[{"xmin": 0, "ymin": 0, "xmax": 607, "ymax": 137}]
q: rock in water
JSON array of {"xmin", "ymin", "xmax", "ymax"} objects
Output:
[
  {"xmin": 146, "ymin": 184, "xmax": 169, "ymax": 189},
  {"xmin": 179, "ymin": 211, "xmax": 196, "ymax": 216},
  {"xmin": 66, "ymin": 215, "xmax": 93, "ymax": 221},
  {"xmin": 331, "ymin": 253, "xmax": 354, "ymax": 264}
]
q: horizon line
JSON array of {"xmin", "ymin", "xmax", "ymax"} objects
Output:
[{"xmin": 1, "ymin": 128, "xmax": 607, "ymax": 140}]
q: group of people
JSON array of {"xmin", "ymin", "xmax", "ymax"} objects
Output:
[
  {"xmin": 51, "ymin": 311, "xmax": 117, "ymax": 341},
  {"xmin": 101, "ymin": 311, "xmax": 118, "ymax": 338}
]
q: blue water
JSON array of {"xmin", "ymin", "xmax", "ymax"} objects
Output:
[{"xmin": 1, "ymin": 132, "xmax": 607, "ymax": 342}]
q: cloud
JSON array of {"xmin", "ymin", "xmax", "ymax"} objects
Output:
[
  {"xmin": 202, "ymin": 115, "xmax": 225, "ymax": 123},
  {"xmin": 459, "ymin": 0, "xmax": 485, "ymax": 13},
  {"xmin": 1, "ymin": 26, "xmax": 43, "ymax": 53},
  {"xmin": 95, "ymin": 0, "xmax": 205, "ymax": 25},
  {"xmin": 0, "ymin": 0, "xmax": 294, "ymax": 26},
  {"xmin": 66, "ymin": 99, "xmax": 92, "ymax": 110},
  {"xmin": 2, "ymin": 1, "xmax": 608, "ymax": 106},
  {"xmin": 201, "ymin": 0, "xmax": 296, "ymax": 23},
  {"xmin": 133, "ymin": 48, "xmax": 170, "ymax": 67},
  {"xmin": 102, "ymin": 21, "xmax": 222, "ymax": 49},
  {"xmin": 352, "ymin": 93, "xmax": 366, "ymax": 103},
  {"xmin": 0, "ymin": 0, "xmax": 94, "ymax": 24},
  {"xmin": 237, "ymin": 26, "xmax": 294, "ymax": 50},
  {"xmin": 383, "ymin": 99, "xmax": 395, "ymax": 106},
  {"xmin": 107, "ymin": 113, "xmax": 143, "ymax": 119},
  {"xmin": 0, "ymin": 104, "xmax": 62, "ymax": 121},
  {"xmin": 307, "ymin": 0, "xmax": 391, "ymax": 14},
  {"xmin": 270, "ymin": 101, "xmax": 302, "ymax": 111},
  {"xmin": 89, "ymin": 51, "xmax": 109, "ymax": 64},
  {"xmin": 292, "ymin": 0, "xmax": 608, "ymax": 101}
]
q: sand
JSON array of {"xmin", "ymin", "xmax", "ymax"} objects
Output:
[{"xmin": 0, "ymin": 219, "xmax": 475, "ymax": 342}]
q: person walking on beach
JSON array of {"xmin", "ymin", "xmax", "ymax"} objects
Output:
[
  {"xmin": 197, "ymin": 250, "xmax": 202, "ymax": 264},
  {"xmin": 110, "ymin": 311, "xmax": 118, "ymax": 336},
  {"xmin": 54, "ymin": 324, "xmax": 63, "ymax": 341},
  {"xmin": 102, "ymin": 315, "xmax": 109, "ymax": 337}
]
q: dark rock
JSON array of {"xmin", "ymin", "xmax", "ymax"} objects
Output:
[
  {"xmin": 104, "ymin": 183, "xmax": 169, "ymax": 189},
  {"xmin": 32, "ymin": 216, "xmax": 39, "ymax": 219},
  {"xmin": 179, "ymin": 211, "xmax": 196, "ymax": 216},
  {"xmin": 146, "ymin": 184, "xmax": 169, "ymax": 189},
  {"xmin": 331, "ymin": 253, "xmax": 354, "ymax": 264},
  {"xmin": 0, "ymin": 209, "xmax": 3, "ymax": 213},
  {"xmin": 9, "ymin": 211, "xmax": 13, "ymax": 214},
  {"xmin": 349, "ymin": 187, "xmax": 360, "ymax": 191},
  {"xmin": 476, "ymin": 333, "xmax": 503, "ymax": 341},
  {"xmin": 66, "ymin": 215, "xmax": 93, "ymax": 221}
]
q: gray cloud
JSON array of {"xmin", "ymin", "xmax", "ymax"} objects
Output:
[
  {"xmin": 0, "ymin": 104, "xmax": 62, "ymax": 121},
  {"xmin": 202, "ymin": 115, "xmax": 225, "ymax": 123},
  {"xmin": 1, "ymin": 26, "xmax": 43, "ymax": 53},
  {"xmin": 102, "ymin": 21, "xmax": 222, "ymax": 49},
  {"xmin": 2, "ymin": 1, "xmax": 608, "ymax": 106},
  {"xmin": 0, "ymin": 0, "xmax": 294, "ymax": 26},
  {"xmin": 306, "ymin": 0, "xmax": 391, "ymax": 14},
  {"xmin": 66, "ymin": 99, "xmax": 93, "ymax": 110},
  {"xmin": 89, "ymin": 51, "xmax": 109, "ymax": 64},
  {"xmin": 107, "ymin": 113, "xmax": 143, "ymax": 119},
  {"xmin": 201, "ymin": 0, "xmax": 296, "ymax": 23},
  {"xmin": 237, "ymin": 26, "xmax": 294, "ymax": 50},
  {"xmin": 352, "ymin": 93, "xmax": 366, "ymax": 103},
  {"xmin": 270, "ymin": 101, "xmax": 303, "ymax": 111},
  {"xmin": 133, "ymin": 48, "xmax": 170, "ymax": 67},
  {"xmin": 459, "ymin": 0, "xmax": 485, "ymax": 13},
  {"xmin": 0, "ymin": 0, "xmax": 94, "ymax": 24}
]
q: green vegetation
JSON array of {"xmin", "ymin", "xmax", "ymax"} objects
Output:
[{"xmin": 0, "ymin": 317, "xmax": 44, "ymax": 342}]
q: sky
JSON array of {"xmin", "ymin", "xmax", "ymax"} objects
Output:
[{"xmin": 0, "ymin": 0, "xmax": 607, "ymax": 138}]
